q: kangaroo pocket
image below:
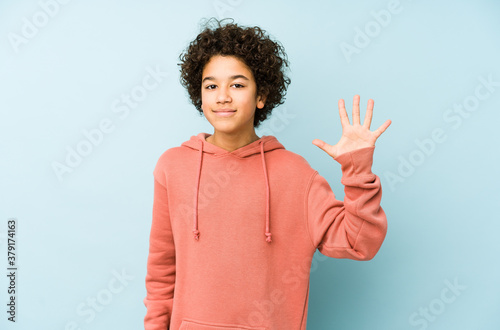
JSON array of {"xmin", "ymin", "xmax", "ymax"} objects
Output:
[{"xmin": 179, "ymin": 318, "xmax": 267, "ymax": 330}]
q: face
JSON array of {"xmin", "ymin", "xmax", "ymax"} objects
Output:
[{"xmin": 201, "ymin": 55, "xmax": 266, "ymax": 137}]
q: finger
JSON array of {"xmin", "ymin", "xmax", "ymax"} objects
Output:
[
  {"xmin": 338, "ymin": 99, "xmax": 350, "ymax": 126},
  {"xmin": 373, "ymin": 119, "xmax": 392, "ymax": 139},
  {"xmin": 363, "ymin": 99, "xmax": 374, "ymax": 130},
  {"xmin": 352, "ymin": 94, "xmax": 361, "ymax": 125},
  {"xmin": 312, "ymin": 138, "xmax": 329, "ymax": 151},
  {"xmin": 312, "ymin": 139, "xmax": 326, "ymax": 149}
]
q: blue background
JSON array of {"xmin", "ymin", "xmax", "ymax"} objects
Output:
[{"xmin": 1, "ymin": 0, "xmax": 499, "ymax": 329}]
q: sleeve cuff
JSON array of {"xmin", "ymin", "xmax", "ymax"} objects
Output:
[{"xmin": 333, "ymin": 146, "xmax": 375, "ymax": 177}]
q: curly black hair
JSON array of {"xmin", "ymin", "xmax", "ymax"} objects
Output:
[{"xmin": 178, "ymin": 17, "xmax": 291, "ymax": 128}]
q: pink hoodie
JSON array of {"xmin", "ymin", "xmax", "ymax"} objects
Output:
[{"xmin": 144, "ymin": 132, "xmax": 387, "ymax": 330}]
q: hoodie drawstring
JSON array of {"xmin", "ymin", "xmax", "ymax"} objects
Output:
[
  {"xmin": 192, "ymin": 137, "xmax": 272, "ymax": 243},
  {"xmin": 193, "ymin": 139, "xmax": 203, "ymax": 240},
  {"xmin": 260, "ymin": 140, "xmax": 272, "ymax": 243}
]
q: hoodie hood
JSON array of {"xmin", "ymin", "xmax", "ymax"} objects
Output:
[{"xmin": 181, "ymin": 132, "xmax": 285, "ymax": 244}]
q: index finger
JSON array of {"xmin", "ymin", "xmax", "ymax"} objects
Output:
[
  {"xmin": 363, "ymin": 98, "xmax": 374, "ymax": 129},
  {"xmin": 338, "ymin": 99, "xmax": 350, "ymax": 126}
]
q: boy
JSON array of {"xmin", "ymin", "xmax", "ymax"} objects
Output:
[{"xmin": 144, "ymin": 17, "xmax": 391, "ymax": 329}]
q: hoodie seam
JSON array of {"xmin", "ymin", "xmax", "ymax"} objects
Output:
[
  {"xmin": 203, "ymin": 146, "xmax": 278, "ymax": 159},
  {"xmin": 154, "ymin": 176, "xmax": 167, "ymax": 189},
  {"xmin": 304, "ymin": 170, "xmax": 319, "ymax": 250},
  {"xmin": 352, "ymin": 218, "xmax": 365, "ymax": 251},
  {"xmin": 183, "ymin": 134, "xmax": 282, "ymax": 156}
]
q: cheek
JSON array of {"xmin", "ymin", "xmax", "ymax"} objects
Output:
[
  {"xmin": 242, "ymin": 98, "xmax": 258, "ymax": 112},
  {"xmin": 200, "ymin": 91, "xmax": 208, "ymax": 109},
  {"xmin": 240, "ymin": 92, "xmax": 255, "ymax": 106}
]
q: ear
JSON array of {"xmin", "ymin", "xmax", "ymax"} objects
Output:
[{"xmin": 256, "ymin": 93, "xmax": 267, "ymax": 109}]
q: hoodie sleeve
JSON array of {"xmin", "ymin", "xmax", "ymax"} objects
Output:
[
  {"xmin": 143, "ymin": 176, "xmax": 176, "ymax": 329},
  {"xmin": 305, "ymin": 146, "xmax": 387, "ymax": 261}
]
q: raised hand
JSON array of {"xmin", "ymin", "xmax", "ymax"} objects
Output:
[{"xmin": 312, "ymin": 95, "xmax": 391, "ymax": 159}]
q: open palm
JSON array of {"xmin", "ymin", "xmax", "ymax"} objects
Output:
[{"xmin": 312, "ymin": 95, "xmax": 391, "ymax": 158}]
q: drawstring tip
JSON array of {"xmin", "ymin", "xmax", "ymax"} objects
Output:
[
  {"xmin": 193, "ymin": 230, "xmax": 200, "ymax": 241},
  {"xmin": 265, "ymin": 233, "xmax": 272, "ymax": 243}
]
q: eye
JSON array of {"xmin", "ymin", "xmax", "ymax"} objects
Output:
[
  {"xmin": 232, "ymin": 83, "xmax": 245, "ymax": 88},
  {"xmin": 205, "ymin": 84, "xmax": 216, "ymax": 90}
]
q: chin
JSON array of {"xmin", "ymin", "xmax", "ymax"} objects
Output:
[{"xmin": 212, "ymin": 126, "xmax": 238, "ymax": 133}]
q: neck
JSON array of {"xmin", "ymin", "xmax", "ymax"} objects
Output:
[{"xmin": 206, "ymin": 131, "xmax": 260, "ymax": 152}]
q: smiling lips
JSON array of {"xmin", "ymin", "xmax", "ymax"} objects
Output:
[{"xmin": 213, "ymin": 109, "xmax": 236, "ymax": 117}]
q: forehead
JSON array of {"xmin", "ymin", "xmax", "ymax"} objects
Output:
[{"xmin": 202, "ymin": 55, "xmax": 253, "ymax": 78}]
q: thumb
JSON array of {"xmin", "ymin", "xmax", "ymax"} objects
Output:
[
  {"xmin": 312, "ymin": 139, "xmax": 337, "ymax": 158},
  {"xmin": 312, "ymin": 139, "xmax": 330, "ymax": 152}
]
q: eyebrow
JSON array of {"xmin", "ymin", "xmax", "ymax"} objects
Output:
[{"xmin": 202, "ymin": 75, "xmax": 250, "ymax": 83}]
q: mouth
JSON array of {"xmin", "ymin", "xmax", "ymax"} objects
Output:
[{"xmin": 213, "ymin": 109, "xmax": 236, "ymax": 117}]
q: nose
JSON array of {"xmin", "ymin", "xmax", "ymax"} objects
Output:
[{"xmin": 216, "ymin": 86, "xmax": 232, "ymax": 103}]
